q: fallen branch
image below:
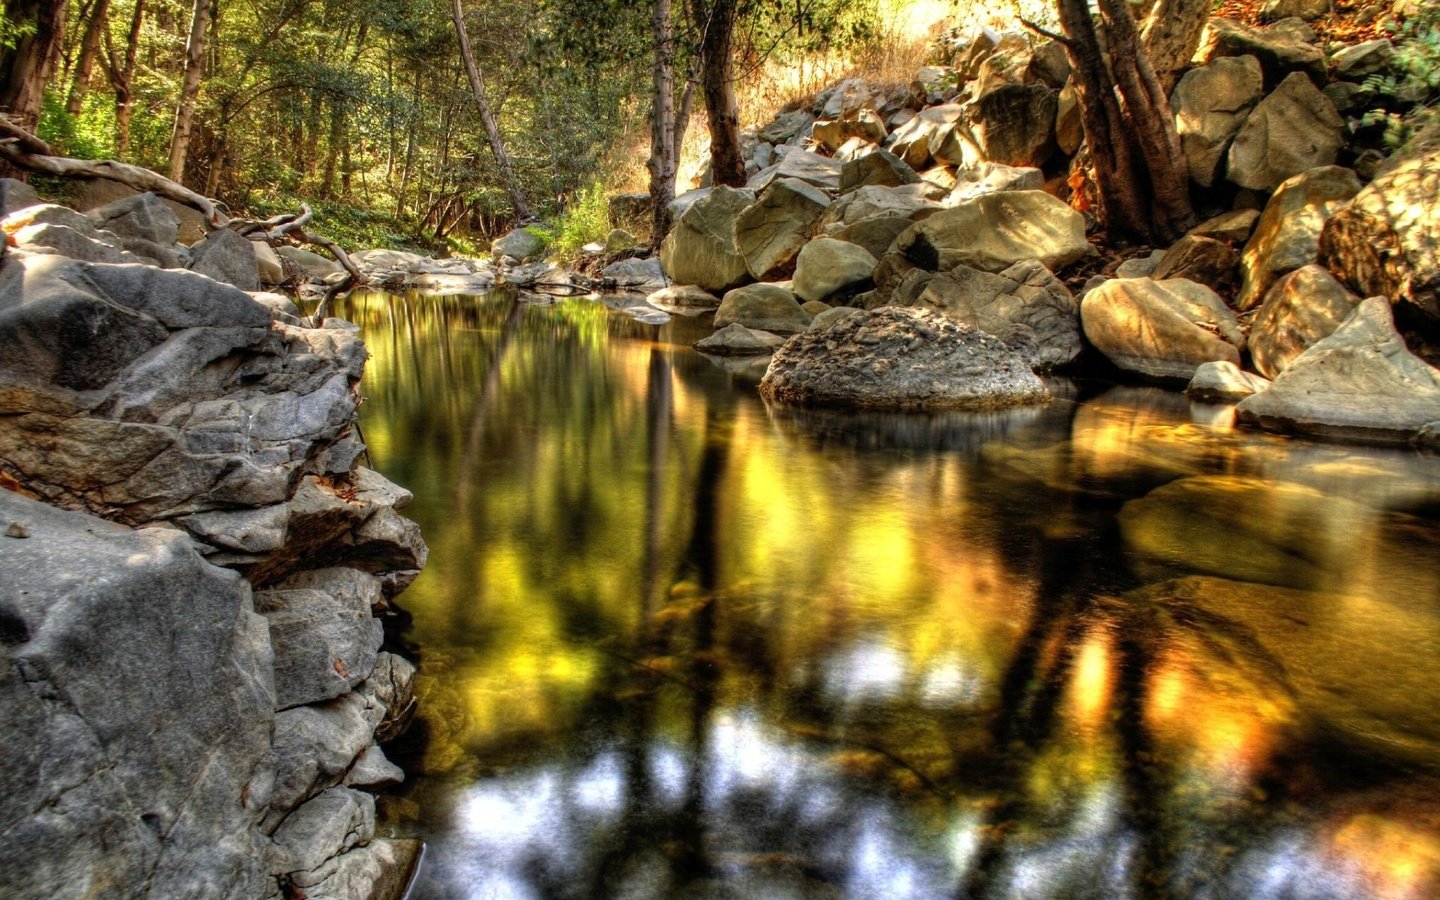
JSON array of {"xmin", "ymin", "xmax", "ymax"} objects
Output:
[{"xmin": 0, "ymin": 118, "xmax": 364, "ymax": 318}]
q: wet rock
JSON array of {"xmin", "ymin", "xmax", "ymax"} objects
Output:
[
  {"xmin": 1186, "ymin": 360, "xmax": 1271, "ymax": 402},
  {"xmin": 658, "ymin": 185, "xmax": 755, "ymax": 293},
  {"xmin": 645, "ymin": 284, "xmax": 720, "ymax": 313},
  {"xmin": 1127, "ymin": 576, "xmax": 1440, "ymax": 768},
  {"xmin": 1237, "ymin": 297, "xmax": 1440, "ymax": 443},
  {"xmin": 188, "ymin": 227, "xmax": 261, "ymax": 291},
  {"xmin": 713, "ymin": 283, "xmax": 810, "ymax": 334},
  {"xmin": 1081, "ymin": 277, "xmax": 1245, "ymax": 379},
  {"xmin": 695, "ymin": 322, "xmax": 787, "ymax": 355},
  {"xmin": 0, "ymin": 490, "xmax": 275, "ymax": 900},
  {"xmin": 1319, "ymin": 136, "xmax": 1440, "ymax": 322},
  {"xmin": 1171, "ymin": 55, "xmax": 1264, "ymax": 188},
  {"xmin": 1249, "ymin": 264, "xmax": 1361, "ymax": 378},
  {"xmin": 759, "ymin": 306, "xmax": 1051, "ymax": 410},
  {"xmin": 735, "ymin": 178, "xmax": 830, "ymax": 280},
  {"xmin": 895, "ymin": 190, "xmax": 1090, "ymax": 274},
  {"xmin": 792, "ymin": 238, "xmax": 877, "ymax": 302},
  {"xmin": 910, "ymin": 259, "xmax": 1082, "ymax": 371},
  {"xmin": 1226, "ymin": 72, "xmax": 1344, "ymax": 192},
  {"xmin": 1238, "ymin": 165, "xmax": 1361, "ymax": 309}
]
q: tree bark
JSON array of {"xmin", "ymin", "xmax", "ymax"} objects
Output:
[
  {"xmin": 689, "ymin": 0, "xmax": 745, "ymax": 188},
  {"xmin": 0, "ymin": 0, "xmax": 69, "ymax": 133},
  {"xmin": 167, "ymin": 0, "xmax": 213, "ymax": 183},
  {"xmin": 65, "ymin": 0, "xmax": 110, "ymax": 116},
  {"xmin": 451, "ymin": 0, "xmax": 531, "ymax": 221},
  {"xmin": 648, "ymin": 0, "xmax": 678, "ymax": 247},
  {"xmin": 109, "ymin": 0, "xmax": 146, "ymax": 157},
  {"xmin": 1052, "ymin": 0, "xmax": 1194, "ymax": 244}
]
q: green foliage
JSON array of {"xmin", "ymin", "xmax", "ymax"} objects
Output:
[
  {"xmin": 37, "ymin": 93, "xmax": 115, "ymax": 160},
  {"xmin": 1359, "ymin": 7, "xmax": 1440, "ymax": 149},
  {"xmin": 529, "ymin": 182, "xmax": 611, "ymax": 262}
]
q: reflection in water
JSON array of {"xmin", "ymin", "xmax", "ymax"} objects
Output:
[{"xmin": 333, "ymin": 290, "xmax": 1440, "ymax": 900}]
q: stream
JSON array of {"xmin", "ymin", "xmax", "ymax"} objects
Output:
[{"xmin": 331, "ymin": 289, "xmax": 1440, "ymax": 900}]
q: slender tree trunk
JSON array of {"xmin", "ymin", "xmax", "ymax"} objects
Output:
[
  {"xmin": 649, "ymin": 0, "xmax": 678, "ymax": 246},
  {"xmin": 689, "ymin": 0, "xmax": 744, "ymax": 188},
  {"xmin": 1053, "ymin": 0, "xmax": 1193, "ymax": 244},
  {"xmin": 0, "ymin": 0, "xmax": 69, "ymax": 133},
  {"xmin": 202, "ymin": 135, "xmax": 224, "ymax": 196},
  {"xmin": 450, "ymin": 0, "xmax": 531, "ymax": 220},
  {"xmin": 65, "ymin": 0, "xmax": 110, "ymax": 116},
  {"xmin": 167, "ymin": 0, "xmax": 213, "ymax": 182},
  {"xmin": 110, "ymin": 0, "xmax": 145, "ymax": 157}
]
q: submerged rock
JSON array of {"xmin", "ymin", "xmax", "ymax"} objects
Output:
[
  {"xmin": 695, "ymin": 322, "xmax": 787, "ymax": 355},
  {"xmin": 759, "ymin": 306, "xmax": 1051, "ymax": 410}
]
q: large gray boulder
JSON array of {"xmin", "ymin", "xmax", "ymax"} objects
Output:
[
  {"xmin": 1080, "ymin": 277, "xmax": 1245, "ymax": 379},
  {"xmin": 894, "ymin": 190, "xmax": 1090, "ymax": 273},
  {"xmin": 1171, "ymin": 55, "xmax": 1264, "ymax": 187},
  {"xmin": 491, "ymin": 226, "xmax": 547, "ymax": 262},
  {"xmin": 956, "ymin": 80, "xmax": 1057, "ymax": 169},
  {"xmin": 820, "ymin": 183, "xmax": 939, "ymax": 229},
  {"xmin": 0, "ymin": 177, "xmax": 39, "ymax": 216},
  {"xmin": 1319, "ymin": 138, "xmax": 1440, "ymax": 322},
  {"xmin": 0, "ymin": 489, "xmax": 275, "ymax": 900},
  {"xmin": 188, "ymin": 227, "xmax": 261, "ymax": 291},
  {"xmin": 645, "ymin": 284, "xmax": 720, "ymax": 313},
  {"xmin": 271, "ymin": 786, "xmax": 376, "ymax": 879},
  {"xmin": 759, "ymin": 306, "xmax": 1051, "ymax": 410},
  {"xmin": 735, "ymin": 178, "xmax": 830, "ymax": 280},
  {"xmin": 792, "ymin": 238, "xmax": 877, "ymax": 302},
  {"xmin": 0, "ymin": 254, "xmax": 365, "ymax": 522},
  {"xmin": 658, "ymin": 185, "xmax": 755, "ymax": 293},
  {"xmin": 87, "ymin": 192, "xmax": 186, "ymax": 267},
  {"xmin": 910, "ymin": 259, "xmax": 1082, "ymax": 371},
  {"xmin": 1237, "ymin": 165, "xmax": 1361, "ymax": 309},
  {"xmin": 599, "ymin": 256, "xmax": 665, "ymax": 290},
  {"xmin": 713, "ymin": 283, "xmax": 810, "ymax": 334},
  {"xmin": 1237, "ymin": 297, "xmax": 1440, "ymax": 443},
  {"xmin": 1226, "ymin": 72, "xmax": 1344, "ymax": 192},
  {"xmin": 838, "ymin": 150, "xmax": 920, "ymax": 193},
  {"xmin": 9, "ymin": 221, "xmax": 144, "ymax": 265},
  {"xmin": 1249, "ymin": 264, "xmax": 1361, "ymax": 379},
  {"xmin": 1195, "ymin": 17, "xmax": 1326, "ymax": 85},
  {"xmin": 831, "ymin": 214, "xmax": 914, "ymax": 260},
  {"xmin": 257, "ymin": 568, "xmax": 385, "ymax": 710},
  {"xmin": 277, "ymin": 245, "xmax": 343, "ymax": 278}
]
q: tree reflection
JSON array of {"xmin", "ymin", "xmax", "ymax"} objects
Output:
[{"xmin": 335, "ymin": 292, "xmax": 1440, "ymax": 900}]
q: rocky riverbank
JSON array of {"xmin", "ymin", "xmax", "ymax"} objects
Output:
[
  {"xmin": 1, "ymin": 190, "xmax": 426, "ymax": 898},
  {"xmin": 478, "ymin": 9, "xmax": 1440, "ymax": 441}
]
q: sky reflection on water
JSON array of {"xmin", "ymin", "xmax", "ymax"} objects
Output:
[{"xmin": 334, "ymin": 290, "xmax": 1440, "ymax": 900}]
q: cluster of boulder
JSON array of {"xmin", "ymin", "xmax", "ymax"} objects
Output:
[
  {"xmin": 620, "ymin": 11, "xmax": 1440, "ymax": 442},
  {"xmin": 1, "ymin": 187, "xmax": 427, "ymax": 898}
]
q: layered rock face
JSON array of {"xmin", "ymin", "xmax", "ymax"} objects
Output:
[{"xmin": 0, "ymin": 232, "xmax": 426, "ymax": 899}]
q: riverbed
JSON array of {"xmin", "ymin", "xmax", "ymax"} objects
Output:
[{"xmin": 332, "ymin": 289, "xmax": 1440, "ymax": 900}]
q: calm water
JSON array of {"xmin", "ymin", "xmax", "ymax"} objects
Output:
[{"xmin": 332, "ymin": 289, "xmax": 1440, "ymax": 900}]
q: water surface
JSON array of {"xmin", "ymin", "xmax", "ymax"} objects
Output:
[{"xmin": 334, "ymin": 290, "xmax": 1440, "ymax": 900}]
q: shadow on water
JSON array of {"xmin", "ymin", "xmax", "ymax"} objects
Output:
[{"xmin": 333, "ymin": 290, "xmax": 1440, "ymax": 900}]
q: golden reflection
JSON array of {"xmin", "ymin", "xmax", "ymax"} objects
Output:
[
  {"xmin": 1328, "ymin": 815, "xmax": 1440, "ymax": 900},
  {"xmin": 1068, "ymin": 628, "xmax": 1113, "ymax": 732}
]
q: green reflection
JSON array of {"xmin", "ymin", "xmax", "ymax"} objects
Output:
[{"xmin": 335, "ymin": 290, "xmax": 1440, "ymax": 900}]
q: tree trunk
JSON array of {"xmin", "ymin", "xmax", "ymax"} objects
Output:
[
  {"xmin": 689, "ymin": 0, "xmax": 745, "ymax": 188},
  {"xmin": 0, "ymin": 0, "xmax": 69, "ymax": 133},
  {"xmin": 649, "ymin": 0, "xmax": 678, "ymax": 247},
  {"xmin": 1053, "ymin": 0, "xmax": 1194, "ymax": 244},
  {"xmin": 110, "ymin": 0, "xmax": 145, "ymax": 157},
  {"xmin": 451, "ymin": 0, "xmax": 531, "ymax": 220},
  {"xmin": 65, "ymin": 0, "xmax": 110, "ymax": 117},
  {"xmin": 167, "ymin": 0, "xmax": 213, "ymax": 183},
  {"xmin": 1140, "ymin": 0, "xmax": 1211, "ymax": 92}
]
